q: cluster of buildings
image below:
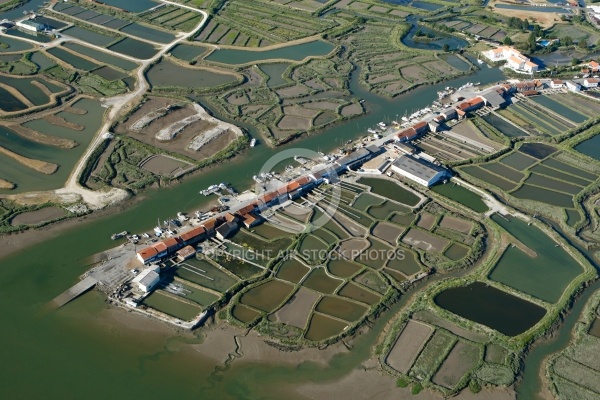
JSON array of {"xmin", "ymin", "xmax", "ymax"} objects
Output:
[{"xmin": 482, "ymin": 46, "xmax": 539, "ymax": 73}]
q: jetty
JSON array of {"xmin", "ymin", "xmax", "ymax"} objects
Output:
[{"xmin": 52, "ymin": 276, "xmax": 98, "ymax": 308}]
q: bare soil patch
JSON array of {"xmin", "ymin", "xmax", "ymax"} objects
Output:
[
  {"xmin": 439, "ymin": 215, "xmax": 472, "ymax": 234},
  {"xmin": 273, "ymin": 287, "xmax": 320, "ymax": 329},
  {"xmin": 416, "ymin": 212, "xmax": 436, "ymax": 231},
  {"xmin": 304, "ymin": 101, "xmax": 340, "ymax": 111},
  {"xmin": 372, "ymin": 222, "xmax": 403, "ymax": 245},
  {"xmin": 337, "ymin": 238, "xmax": 369, "ymax": 260},
  {"xmin": 282, "ymin": 104, "xmax": 320, "ymax": 118},
  {"xmin": 400, "ymin": 65, "xmax": 428, "ymax": 83},
  {"xmin": 44, "ymin": 114, "xmax": 84, "ymax": 131},
  {"xmin": 277, "ymin": 115, "xmax": 311, "ymax": 130},
  {"xmin": 386, "ymin": 320, "xmax": 433, "ymax": 374},
  {"xmin": 402, "ymin": 228, "xmax": 449, "ymax": 253},
  {"xmin": 0, "ymin": 178, "xmax": 15, "ymax": 189},
  {"xmin": 276, "ymin": 85, "xmax": 310, "ymax": 98},
  {"xmin": 340, "ymin": 103, "xmax": 362, "ymax": 117},
  {"xmin": 140, "ymin": 155, "xmax": 191, "ymax": 177},
  {"xmin": 331, "ymin": 211, "xmax": 367, "ymax": 237},
  {"xmin": 11, "ymin": 206, "xmax": 66, "ymax": 226},
  {"xmin": 432, "ymin": 341, "xmax": 480, "ymax": 389},
  {"xmin": 117, "ymin": 100, "xmax": 241, "ymax": 161}
]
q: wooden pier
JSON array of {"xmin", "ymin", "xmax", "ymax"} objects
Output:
[{"xmin": 52, "ymin": 276, "xmax": 98, "ymax": 308}]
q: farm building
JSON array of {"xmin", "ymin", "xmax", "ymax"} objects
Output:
[
  {"xmin": 550, "ymin": 80, "xmax": 564, "ymax": 89},
  {"xmin": 390, "ymin": 155, "xmax": 448, "ymax": 187},
  {"xmin": 565, "ymin": 81, "xmax": 581, "ymax": 92},
  {"xmin": 583, "ymin": 78, "xmax": 599, "ymax": 88},
  {"xmin": 16, "ymin": 19, "xmax": 45, "ymax": 32},
  {"xmin": 132, "ymin": 265, "xmax": 160, "ymax": 293},
  {"xmin": 176, "ymin": 246, "xmax": 196, "ymax": 262}
]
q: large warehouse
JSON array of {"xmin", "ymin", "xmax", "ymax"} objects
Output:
[{"xmin": 391, "ymin": 155, "xmax": 448, "ymax": 187}]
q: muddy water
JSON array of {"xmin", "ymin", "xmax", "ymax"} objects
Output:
[{"xmin": 0, "ymin": 66, "xmax": 506, "ymax": 398}]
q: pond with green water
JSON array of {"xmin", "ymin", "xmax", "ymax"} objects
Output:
[
  {"xmin": 489, "ymin": 214, "xmax": 583, "ymax": 303},
  {"xmin": 305, "ymin": 312, "xmax": 348, "ymax": 341},
  {"xmin": 434, "ymin": 281, "xmax": 546, "ymax": 336},
  {"xmin": 575, "ymin": 134, "xmax": 600, "ymax": 162},
  {"xmin": 357, "ymin": 177, "xmax": 420, "ymax": 206},
  {"xmin": 141, "ymin": 291, "xmax": 202, "ymax": 321},
  {"xmin": 316, "ymin": 296, "xmax": 367, "ymax": 322},
  {"xmin": 259, "ymin": 62, "xmax": 290, "ymax": 87},
  {"xmin": 240, "ymin": 279, "xmax": 294, "ymax": 312},
  {"xmin": 146, "ymin": 59, "xmax": 237, "ymax": 88},
  {"xmin": 205, "ymin": 40, "xmax": 334, "ymax": 65},
  {"xmin": 430, "ymin": 182, "xmax": 488, "ymax": 213}
]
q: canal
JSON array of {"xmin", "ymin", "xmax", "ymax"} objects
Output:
[{"xmin": 0, "ymin": 66, "xmax": 505, "ymax": 398}]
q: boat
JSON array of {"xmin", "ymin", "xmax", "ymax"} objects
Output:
[
  {"xmin": 142, "ymin": 233, "xmax": 150, "ymax": 239},
  {"xmin": 250, "ymin": 138, "xmax": 256, "ymax": 147},
  {"xmin": 377, "ymin": 122, "xmax": 387, "ymax": 128},
  {"xmin": 477, "ymin": 59, "xmax": 483, "ymax": 64},
  {"xmin": 110, "ymin": 231, "xmax": 127, "ymax": 240},
  {"xmin": 367, "ymin": 128, "xmax": 378, "ymax": 134},
  {"xmin": 153, "ymin": 226, "xmax": 163, "ymax": 236},
  {"xmin": 253, "ymin": 175, "xmax": 263, "ymax": 183}
]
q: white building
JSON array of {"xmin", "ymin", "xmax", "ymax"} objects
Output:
[
  {"xmin": 583, "ymin": 78, "xmax": 599, "ymax": 88},
  {"xmin": 16, "ymin": 20, "xmax": 45, "ymax": 32},
  {"xmin": 132, "ymin": 265, "xmax": 160, "ymax": 293},
  {"xmin": 565, "ymin": 81, "xmax": 581, "ymax": 92},
  {"xmin": 390, "ymin": 155, "xmax": 448, "ymax": 187},
  {"xmin": 550, "ymin": 79, "xmax": 564, "ymax": 89},
  {"xmin": 482, "ymin": 46, "xmax": 538, "ymax": 73}
]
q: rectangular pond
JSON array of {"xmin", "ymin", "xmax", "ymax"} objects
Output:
[
  {"xmin": 108, "ymin": 38, "xmax": 159, "ymax": 59},
  {"xmin": 531, "ymin": 96, "xmax": 587, "ymax": 124},
  {"xmin": 63, "ymin": 43, "xmax": 138, "ymax": 71},
  {"xmin": 204, "ymin": 40, "xmax": 334, "ymax": 65},
  {"xmin": 119, "ymin": 23, "xmax": 176, "ymax": 44},
  {"xmin": 47, "ymin": 47, "xmax": 100, "ymax": 71},
  {"xmin": 511, "ymin": 184, "xmax": 574, "ymax": 208},
  {"xmin": 430, "ymin": 182, "xmax": 488, "ymax": 213},
  {"xmin": 434, "ymin": 281, "xmax": 546, "ymax": 336},
  {"xmin": 93, "ymin": 0, "xmax": 159, "ymax": 13},
  {"xmin": 62, "ymin": 26, "xmax": 118, "ymax": 47},
  {"xmin": 575, "ymin": 134, "xmax": 600, "ymax": 161},
  {"xmin": 489, "ymin": 214, "xmax": 583, "ymax": 303}
]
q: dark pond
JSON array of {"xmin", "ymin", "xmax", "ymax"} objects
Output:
[
  {"xmin": 434, "ymin": 281, "xmax": 546, "ymax": 336},
  {"xmin": 575, "ymin": 134, "xmax": 600, "ymax": 161},
  {"xmin": 518, "ymin": 143, "xmax": 557, "ymax": 159}
]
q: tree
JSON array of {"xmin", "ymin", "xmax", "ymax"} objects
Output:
[
  {"xmin": 579, "ymin": 38, "xmax": 588, "ymax": 49},
  {"xmin": 528, "ymin": 32, "xmax": 537, "ymax": 51},
  {"xmin": 442, "ymin": 43, "xmax": 450, "ymax": 52},
  {"xmin": 563, "ymin": 36, "xmax": 573, "ymax": 47},
  {"xmin": 503, "ymin": 36, "xmax": 514, "ymax": 45},
  {"xmin": 571, "ymin": 57, "xmax": 580, "ymax": 66},
  {"xmin": 522, "ymin": 18, "xmax": 529, "ymax": 30}
]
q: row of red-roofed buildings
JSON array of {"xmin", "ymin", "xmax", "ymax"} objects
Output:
[{"xmin": 135, "ymin": 176, "xmax": 317, "ymax": 265}]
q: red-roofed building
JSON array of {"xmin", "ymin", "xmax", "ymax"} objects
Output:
[
  {"xmin": 152, "ymin": 242, "xmax": 168, "ymax": 257},
  {"xmin": 584, "ymin": 78, "xmax": 600, "ymax": 88},
  {"xmin": 176, "ymin": 245, "xmax": 196, "ymax": 262},
  {"xmin": 589, "ymin": 60, "xmax": 599, "ymax": 72},
  {"xmin": 224, "ymin": 212, "xmax": 238, "ymax": 223},
  {"xmin": 241, "ymin": 213, "xmax": 261, "ymax": 228},
  {"xmin": 295, "ymin": 176, "xmax": 311, "ymax": 186},
  {"xmin": 412, "ymin": 121, "xmax": 429, "ymax": 134},
  {"xmin": 179, "ymin": 226, "xmax": 206, "ymax": 245},
  {"xmin": 162, "ymin": 237, "xmax": 181, "ymax": 254},
  {"xmin": 237, "ymin": 203, "xmax": 257, "ymax": 216},
  {"xmin": 395, "ymin": 127, "xmax": 418, "ymax": 142},
  {"xmin": 136, "ymin": 247, "xmax": 159, "ymax": 264},
  {"xmin": 202, "ymin": 217, "xmax": 223, "ymax": 234}
]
